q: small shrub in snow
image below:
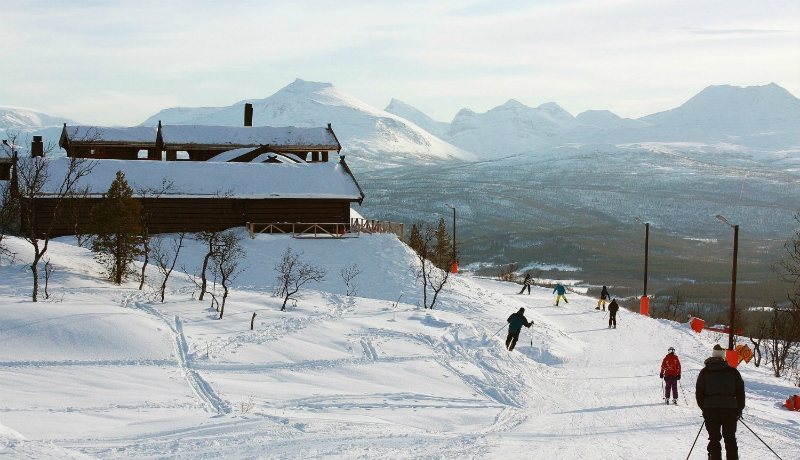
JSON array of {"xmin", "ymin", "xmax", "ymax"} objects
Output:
[
  {"xmin": 274, "ymin": 246, "xmax": 325, "ymax": 311},
  {"xmin": 339, "ymin": 263, "xmax": 361, "ymax": 296}
]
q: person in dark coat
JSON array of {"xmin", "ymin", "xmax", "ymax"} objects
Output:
[
  {"xmin": 519, "ymin": 273, "xmax": 533, "ymax": 295},
  {"xmin": 506, "ymin": 307, "xmax": 533, "ymax": 351},
  {"xmin": 696, "ymin": 344, "xmax": 745, "ymax": 460},
  {"xmin": 596, "ymin": 285, "xmax": 610, "ymax": 310},
  {"xmin": 607, "ymin": 299, "xmax": 619, "ymax": 328}
]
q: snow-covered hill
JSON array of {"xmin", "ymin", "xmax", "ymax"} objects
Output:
[
  {"xmin": 0, "ymin": 106, "xmax": 77, "ymax": 133},
  {"xmin": 0, "ymin": 233, "xmax": 798, "ymax": 458},
  {"xmin": 141, "ymin": 79, "xmax": 475, "ymax": 169}
]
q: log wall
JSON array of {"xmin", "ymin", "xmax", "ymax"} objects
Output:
[{"xmin": 32, "ymin": 197, "xmax": 353, "ymax": 237}]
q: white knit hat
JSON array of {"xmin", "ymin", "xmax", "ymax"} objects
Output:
[{"xmin": 712, "ymin": 344, "xmax": 725, "ymax": 359}]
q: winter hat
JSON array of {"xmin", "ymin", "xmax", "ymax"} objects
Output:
[
  {"xmin": 712, "ymin": 344, "xmax": 725, "ymax": 359},
  {"xmin": 668, "ymin": 347, "xmax": 675, "ymax": 354},
  {"xmin": 518, "ymin": 307, "xmax": 525, "ymax": 314}
]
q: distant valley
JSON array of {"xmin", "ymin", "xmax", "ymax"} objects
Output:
[{"xmin": 3, "ymin": 80, "xmax": 800, "ymax": 312}]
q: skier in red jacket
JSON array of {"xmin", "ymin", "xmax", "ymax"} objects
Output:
[{"xmin": 660, "ymin": 347, "xmax": 682, "ymax": 404}]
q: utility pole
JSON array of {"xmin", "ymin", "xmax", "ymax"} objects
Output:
[
  {"xmin": 446, "ymin": 204, "xmax": 457, "ymax": 273},
  {"xmin": 716, "ymin": 215, "xmax": 739, "ymax": 351},
  {"xmin": 635, "ymin": 218, "xmax": 650, "ymax": 315}
]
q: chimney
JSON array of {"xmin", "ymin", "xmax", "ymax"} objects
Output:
[
  {"xmin": 31, "ymin": 136, "xmax": 44, "ymax": 158},
  {"xmin": 244, "ymin": 103, "xmax": 253, "ymax": 127}
]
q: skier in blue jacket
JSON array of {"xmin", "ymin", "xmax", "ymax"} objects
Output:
[
  {"xmin": 553, "ymin": 283, "xmax": 569, "ymax": 306},
  {"xmin": 506, "ymin": 307, "xmax": 533, "ymax": 351}
]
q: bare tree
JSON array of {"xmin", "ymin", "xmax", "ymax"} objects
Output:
[
  {"xmin": 407, "ymin": 221, "xmax": 451, "ymax": 309},
  {"xmin": 498, "ymin": 263, "xmax": 519, "ymax": 282},
  {"xmin": 766, "ymin": 303, "xmax": 800, "ymax": 378},
  {"xmin": 150, "ymin": 232, "xmax": 186, "ymax": 303},
  {"xmin": 339, "ymin": 262, "xmax": 361, "ymax": 296},
  {"xmin": 64, "ymin": 185, "xmax": 92, "ymax": 248},
  {"xmin": 137, "ymin": 179, "xmax": 174, "ymax": 290},
  {"xmin": 211, "ymin": 230, "xmax": 246, "ymax": 319},
  {"xmin": 43, "ymin": 257, "xmax": 54, "ymax": 300},
  {"xmin": 749, "ymin": 319, "xmax": 768, "ymax": 368},
  {"xmin": 274, "ymin": 246, "xmax": 325, "ymax": 311},
  {"xmin": 194, "ymin": 229, "xmax": 223, "ymax": 301},
  {"xmin": 0, "ymin": 167, "xmax": 19, "ymax": 261},
  {"xmin": 9, "ymin": 130, "xmax": 96, "ymax": 301},
  {"xmin": 662, "ymin": 288, "xmax": 686, "ymax": 322},
  {"xmin": 769, "ymin": 210, "xmax": 800, "ymax": 377}
]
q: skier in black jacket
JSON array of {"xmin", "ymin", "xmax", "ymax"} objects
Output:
[
  {"xmin": 506, "ymin": 307, "xmax": 533, "ymax": 351},
  {"xmin": 596, "ymin": 285, "xmax": 610, "ymax": 310},
  {"xmin": 518, "ymin": 273, "xmax": 533, "ymax": 295},
  {"xmin": 607, "ymin": 299, "xmax": 619, "ymax": 328},
  {"xmin": 696, "ymin": 344, "xmax": 745, "ymax": 460}
]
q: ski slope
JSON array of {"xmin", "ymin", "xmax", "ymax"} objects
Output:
[{"xmin": 0, "ymin": 232, "xmax": 798, "ymax": 459}]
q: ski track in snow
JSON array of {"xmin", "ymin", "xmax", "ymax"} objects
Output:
[
  {"xmin": 2, "ymin": 235, "xmax": 800, "ymax": 458},
  {"xmin": 118, "ymin": 293, "xmax": 228, "ymax": 415}
]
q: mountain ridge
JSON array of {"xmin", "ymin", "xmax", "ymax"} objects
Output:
[{"xmin": 4, "ymin": 81, "xmax": 798, "ymax": 166}]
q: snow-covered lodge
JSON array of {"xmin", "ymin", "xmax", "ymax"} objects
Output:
[{"xmin": 5, "ymin": 107, "xmax": 366, "ymax": 237}]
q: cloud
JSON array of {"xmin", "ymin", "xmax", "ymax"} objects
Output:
[
  {"xmin": 683, "ymin": 28, "xmax": 789, "ymax": 35},
  {"xmin": 1, "ymin": 0, "xmax": 798, "ymax": 125}
]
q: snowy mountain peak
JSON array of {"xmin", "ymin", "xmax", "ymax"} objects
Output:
[
  {"xmin": 284, "ymin": 78, "xmax": 334, "ymax": 94},
  {"xmin": 454, "ymin": 107, "xmax": 476, "ymax": 118},
  {"xmin": 498, "ymin": 99, "xmax": 527, "ymax": 109},
  {"xmin": 537, "ymin": 102, "xmax": 574, "ymax": 121},
  {"xmin": 386, "ymin": 98, "xmax": 410, "ymax": 110},
  {"xmin": 384, "ymin": 99, "xmax": 450, "ymax": 137},
  {"xmin": 639, "ymin": 83, "xmax": 800, "ymax": 145},
  {"xmin": 445, "ymin": 100, "xmax": 577, "ymax": 158},
  {"xmin": 679, "ymin": 83, "xmax": 800, "ymax": 113},
  {"xmin": 141, "ymin": 79, "xmax": 474, "ymax": 168}
]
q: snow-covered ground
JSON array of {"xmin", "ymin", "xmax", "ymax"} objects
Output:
[{"xmin": 1, "ymin": 232, "xmax": 798, "ymax": 459}]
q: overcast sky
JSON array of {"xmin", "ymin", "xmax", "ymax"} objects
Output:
[{"xmin": 1, "ymin": 0, "xmax": 798, "ymax": 126}]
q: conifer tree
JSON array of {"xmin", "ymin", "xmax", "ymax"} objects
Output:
[
  {"xmin": 407, "ymin": 223, "xmax": 423, "ymax": 254},
  {"xmin": 434, "ymin": 217, "xmax": 453, "ymax": 270},
  {"xmin": 90, "ymin": 171, "xmax": 143, "ymax": 284}
]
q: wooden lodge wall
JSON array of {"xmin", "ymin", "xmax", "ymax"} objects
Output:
[{"xmin": 32, "ymin": 197, "xmax": 353, "ymax": 237}]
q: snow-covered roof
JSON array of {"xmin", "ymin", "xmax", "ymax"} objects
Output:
[
  {"xmin": 61, "ymin": 126, "xmax": 157, "ymax": 144},
  {"xmin": 160, "ymin": 125, "xmax": 339, "ymax": 148},
  {"xmin": 41, "ymin": 157, "xmax": 363, "ymax": 200},
  {"xmin": 59, "ymin": 124, "xmax": 341, "ymax": 151}
]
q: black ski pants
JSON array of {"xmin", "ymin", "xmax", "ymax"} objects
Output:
[
  {"xmin": 519, "ymin": 284, "xmax": 530, "ymax": 294},
  {"xmin": 608, "ymin": 312, "xmax": 617, "ymax": 328},
  {"xmin": 505, "ymin": 330, "xmax": 521, "ymax": 351},
  {"xmin": 704, "ymin": 408, "xmax": 738, "ymax": 460}
]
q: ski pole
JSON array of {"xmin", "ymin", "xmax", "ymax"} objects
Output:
[
  {"xmin": 489, "ymin": 324, "xmax": 506, "ymax": 339},
  {"xmin": 740, "ymin": 418, "xmax": 785, "ymax": 460},
  {"xmin": 685, "ymin": 421, "xmax": 705, "ymax": 460},
  {"xmin": 661, "ymin": 378, "xmax": 664, "ymax": 400}
]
